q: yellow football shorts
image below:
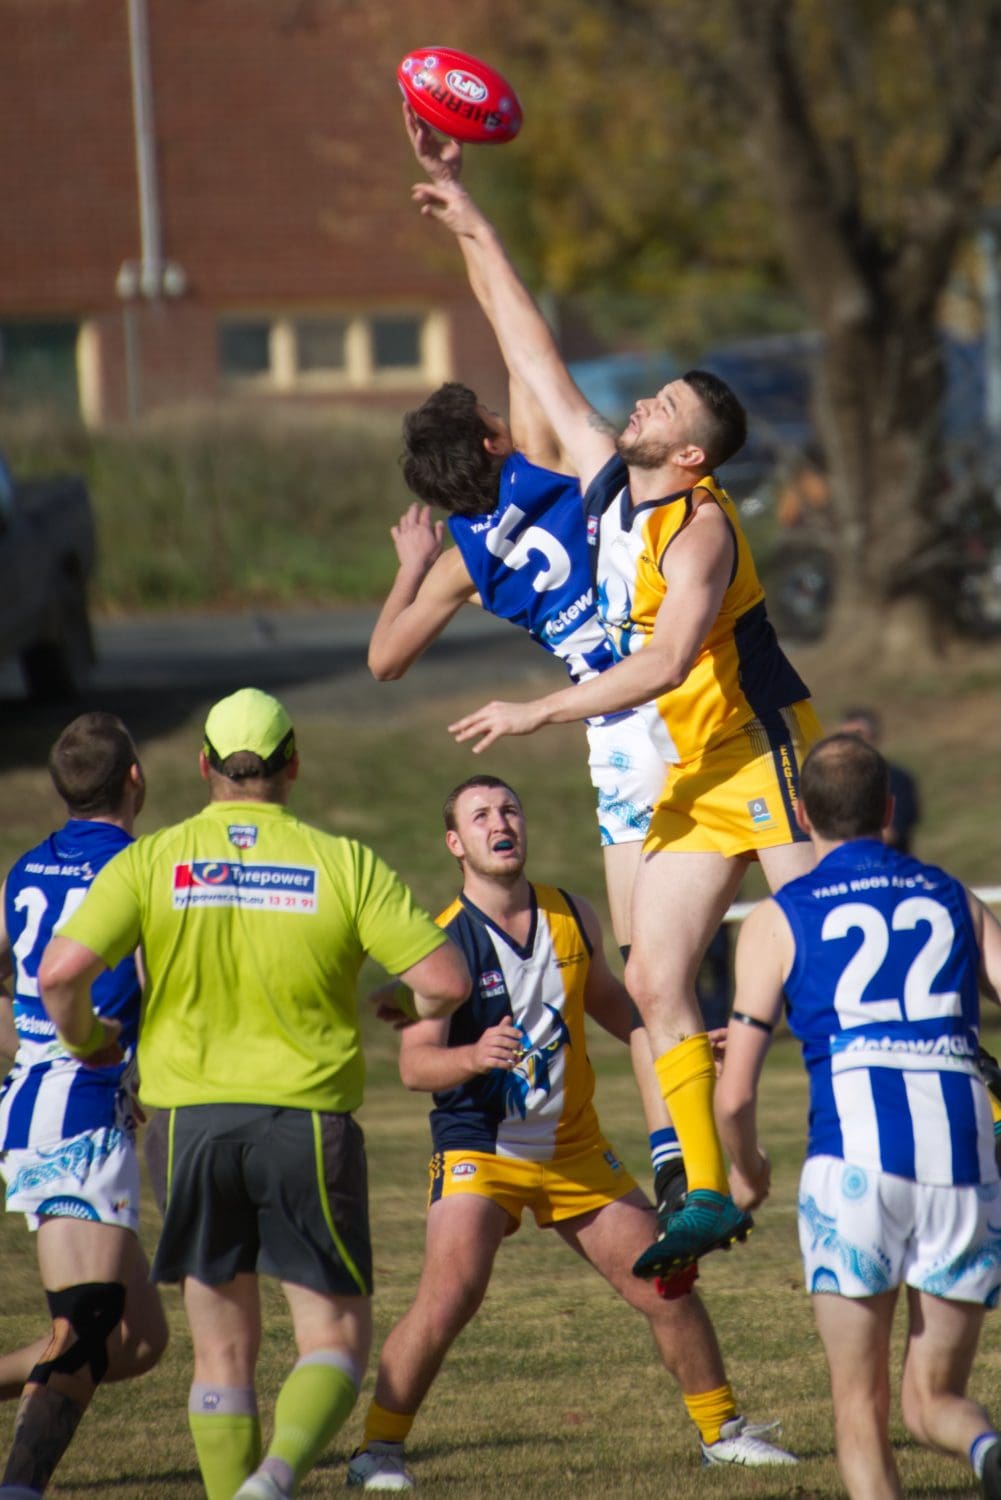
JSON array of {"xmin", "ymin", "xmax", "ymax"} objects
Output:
[
  {"xmin": 427, "ymin": 1138, "xmax": 638, "ymax": 1230},
  {"xmin": 644, "ymin": 700, "xmax": 823, "ymax": 859}
]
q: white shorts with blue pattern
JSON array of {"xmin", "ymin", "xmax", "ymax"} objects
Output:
[
  {"xmin": 586, "ymin": 709, "xmax": 667, "ymax": 847},
  {"xmin": 798, "ymin": 1153, "xmax": 1001, "ymax": 1306},
  {"xmin": 1, "ymin": 1125, "xmax": 140, "ymax": 1232}
]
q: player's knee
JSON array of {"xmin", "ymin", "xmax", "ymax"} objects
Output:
[
  {"xmin": 623, "ymin": 951, "xmax": 654, "ymax": 1011},
  {"xmin": 31, "ymin": 1282, "xmax": 127, "ymax": 1388}
]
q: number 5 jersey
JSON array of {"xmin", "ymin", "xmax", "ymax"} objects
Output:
[{"xmin": 0, "ymin": 820, "xmax": 140, "ymax": 1150}]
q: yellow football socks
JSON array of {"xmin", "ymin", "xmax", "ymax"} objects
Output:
[
  {"xmin": 655, "ymin": 1034, "xmax": 728, "ymax": 1194},
  {"xmin": 363, "ymin": 1398, "xmax": 416, "ymax": 1447},
  {"xmin": 683, "ymin": 1383, "xmax": 738, "ymax": 1446}
]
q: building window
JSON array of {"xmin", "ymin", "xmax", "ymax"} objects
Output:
[
  {"xmin": 218, "ymin": 311, "xmax": 447, "ymax": 391},
  {"xmin": 296, "ymin": 318, "xmax": 348, "ymax": 373},
  {"xmin": 219, "ymin": 321, "xmax": 271, "ymax": 377},
  {"xmin": 372, "ymin": 316, "xmax": 421, "ymax": 370}
]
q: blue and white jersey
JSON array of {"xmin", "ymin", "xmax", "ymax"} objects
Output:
[
  {"xmin": 448, "ymin": 452, "xmax": 617, "ymax": 691},
  {"xmin": 774, "ymin": 839, "xmax": 995, "ymax": 1186},
  {"xmin": 1, "ymin": 821, "xmax": 140, "ymax": 1151}
]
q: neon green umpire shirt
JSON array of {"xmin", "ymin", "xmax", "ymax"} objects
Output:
[{"xmin": 59, "ymin": 800, "xmax": 448, "ymax": 1113}]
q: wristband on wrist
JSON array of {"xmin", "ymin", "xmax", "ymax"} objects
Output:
[{"xmin": 58, "ymin": 1013, "xmax": 106, "ymax": 1060}]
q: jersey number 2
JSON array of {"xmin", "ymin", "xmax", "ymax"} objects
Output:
[
  {"xmin": 11, "ymin": 886, "xmax": 87, "ymax": 998},
  {"xmin": 821, "ymin": 896, "xmax": 961, "ymax": 1026}
]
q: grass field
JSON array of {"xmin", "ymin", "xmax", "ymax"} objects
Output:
[{"xmin": 0, "ymin": 628, "xmax": 998, "ymax": 1497}]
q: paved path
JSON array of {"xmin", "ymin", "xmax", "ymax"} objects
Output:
[{"xmin": 0, "ymin": 604, "xmax": 564, "ymax": 766}]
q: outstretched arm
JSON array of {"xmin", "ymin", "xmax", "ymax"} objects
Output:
[
  {"xmin": 403, "ymin": 109, "xmax": 571, "ymax": 474},
  {"xmin": 405, "ymin": 108, "xmax": 616, "ymax": 487},
  {"xmin": 368, "ymin": 508, "xmax": 478, "ymax": 680}
]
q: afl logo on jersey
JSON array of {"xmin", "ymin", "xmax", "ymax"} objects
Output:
[
  {"xmin": 451, "ymin": 1161, "xmax": 478, "ymax": 1178},
  {"xmin": 228, "ymin": 824, "xmax": 259, "ymax": 849},
  {"xmin": 479, "ymin": 970, "xmax": 506, "ymax": 999}
]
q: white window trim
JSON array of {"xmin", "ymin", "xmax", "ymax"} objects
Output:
[{"xmin": 219, "ymin": 309, "xmax": 449, "ymax": 391}]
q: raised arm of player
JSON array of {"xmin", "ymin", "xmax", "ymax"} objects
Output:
[
  {"xmin": 368, "ymin": 508, "xmax": 478, "ymax": 680},
  {"xmin": 448, "ymin": 493, "xmax": 735, "ymax": 752},
  {"xmin": 714, "ymin": 900, "xmax": 792, "ymax": 1211},
  {"xmin": 405, "ymin": 121, "xmax": 615, "ymax": 488},
  {"xmin": 404, "ymin": 106, "xmax": 576, "ymax": 478}
]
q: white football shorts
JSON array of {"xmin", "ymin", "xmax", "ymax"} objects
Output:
[
  {"xmin": 586, "ymin": 707, "xmax": 667, "ymax": 847},
  {"xmin": 798, "ymin": 1153, "xmax": 1001, "ymax": 1306},
  {"xmin": 1, "ymin": 1124, "xmax": 140, "ymax": 1232}
]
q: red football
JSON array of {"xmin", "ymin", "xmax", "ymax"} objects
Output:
[{"xmin": 398, "ymin": 47, "xmax": 522, "ymax": 145}]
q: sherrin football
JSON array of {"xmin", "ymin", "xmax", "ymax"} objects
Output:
[{"xmin": 398, "ymin": 47, "xmax": 522, "ymax": 144}]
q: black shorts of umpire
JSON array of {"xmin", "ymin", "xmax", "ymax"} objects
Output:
[
  {"xmin": 29, "ymin": 1282, "xmax": 126, "ymax": 1387},
  {"xmin": 152, "ymin": 1103, "xmax": 373, "ymax": 1296}
]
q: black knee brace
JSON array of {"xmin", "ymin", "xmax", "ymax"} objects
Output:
[{"xmin": 29, "ymin": 1281, "xmax": 126, "ymax": 1387}]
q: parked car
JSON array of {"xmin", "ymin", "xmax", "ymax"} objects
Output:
[{"xmin": 0, "ymin": 450, "xmax": 96, "ymax": 697}]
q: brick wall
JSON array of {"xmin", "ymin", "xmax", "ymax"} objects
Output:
[{"xmin": 0, "ymin": 0, "xmax": 509, "ymax": 420}]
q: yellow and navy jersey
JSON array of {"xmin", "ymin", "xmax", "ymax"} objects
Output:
[
  {"xmin": 584, "ymin": 456, "xmax": 810, "ymax": 764},
  {"xmin": 429, "ymin": 883, "xmax": 600, "ymax": 1161}
]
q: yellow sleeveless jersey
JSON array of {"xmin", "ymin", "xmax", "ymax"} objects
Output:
[
  {"xmin": 429, "ymin": 883, "xmax": 600, "ymax": 1161},
  {"xmin": 585, "ymin": 456, "xmax": 811, "ymax": 764}
]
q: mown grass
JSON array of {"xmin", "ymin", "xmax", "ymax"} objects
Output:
[
  {"xmin": 0, "ymin": 640, "xmax": 998, "ymax": 1497},
  {"xmin": 3, "ymin": 1035, "xmax": 999, "ymax": 1497}
]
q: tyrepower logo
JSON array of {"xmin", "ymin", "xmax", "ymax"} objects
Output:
[{"xmin": 172, "ymin": 861, "xmax": 318, "ymax": 913}]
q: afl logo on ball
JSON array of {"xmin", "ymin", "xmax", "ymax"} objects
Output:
[{"xmin": 446, "ymin": 68, "xmax": 487, "ymax": 103}]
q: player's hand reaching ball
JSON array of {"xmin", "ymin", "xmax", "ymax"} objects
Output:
[{"xmin": 403, "ymin": 102, "xmax": 463, "ymax": 184}]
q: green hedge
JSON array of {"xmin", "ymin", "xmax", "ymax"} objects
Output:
[{"xmin": 0, "ymin": 409, "xmax": 414, "ymax": 611}]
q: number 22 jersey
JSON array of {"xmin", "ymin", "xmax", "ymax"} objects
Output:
[
  {"xmin": 773, "ymin": 838, "xmax": 995, "ymax": 1186},
  {"xmin": 0, "ymin": 820, "xmax": 140, "ymax": 1151}
]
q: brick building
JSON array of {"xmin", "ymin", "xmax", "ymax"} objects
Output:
[{"xmin": 0, "ymin": 0, "xmax": 509, "ymax": 423}]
